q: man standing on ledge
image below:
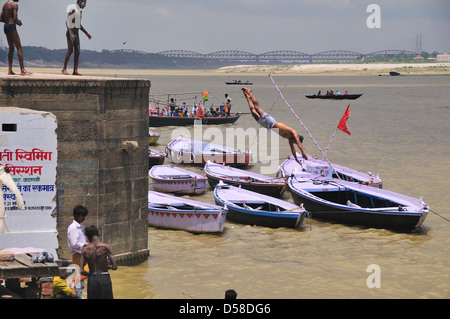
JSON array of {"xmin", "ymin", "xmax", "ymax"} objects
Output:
[
  {"xmin": 242, "ymin": 87, "xmax": 308, "ymax": 163},
  {"xmin": 0, "ymin": 0, "xmax": 32, "ymax": 76},
  {"xmin": 62, "ymin": 0, "xmax": 92, "ymax": 76}
]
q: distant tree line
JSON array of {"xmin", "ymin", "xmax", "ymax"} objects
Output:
[{"xmin": 0, "ymin": 46, "xmax": 442, "ymax": 69}]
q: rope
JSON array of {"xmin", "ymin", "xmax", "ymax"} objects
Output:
[
  {"xmin": 268, "ymin": 74, "xmax": 341, "ymax": 180},
  {"xmin": 429, "ymin": 209, "xmax": 450, "ymax": 223}
]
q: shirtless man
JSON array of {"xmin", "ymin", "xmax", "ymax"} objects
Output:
[
  {"xmin": 79, "ymin": 225, "xmax": 117, "ymax": 299},
  {"xmin": 62, "ymin": 0, "xmax": 92, "ymax": 76},
  {"xmin": 0, "ymin": 0, "xmax": 31, "ymax": 75},
  {"xmin": 242, "ymin": 87, "xmax": 308, "ymax": 163}
]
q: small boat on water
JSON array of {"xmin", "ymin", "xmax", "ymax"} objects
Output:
[
  {"xmin": 287, "ymin": 172, "xmax": 429, "ymax": 231},
  {"xmin": 225, "ymin": 81, "xmax": 253, "ymax": 85},
  {"xmin": 148, "ymin": 191, "xmax": 227, "ymax": 233},
  {"xmin": 149, "ymin": 113, "xmax": 241, "ymax": 127},
  {"xmin": 166, "ymin": 137, "xmax": 253, "ymax": 167},
  {"xmin": 389, "ymin": 71, "xmax": 401, "ymax": 76},
  {"xmin": 149, "ymin": 165, "xmax": 207, "ymax": 195},
  {"xmin": 204, "ymin": 161, "xmax": 287, "ymax": 197},
  {"xmin": 149, "ymin": 130, "xmax": 160, "ymax": 145},
  {"xmin": 148, "ymin": 149, "xmax": 166, "ymax": 168},
  {"xmin": 213, "ymin": 182, "xmax": 306, "ymax": 228},
  {"xmin": 305, "ymin": 94, "xmax": 363, "ymax": 100},
  {"xmin": 278, "ymin": 154, "xmax": 383, "ymax": 188}
]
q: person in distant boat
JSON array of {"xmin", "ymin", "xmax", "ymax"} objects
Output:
[
  {"xmin": 0, "ymin": 0, "xmax": 32, "ymax": 76},
  {"xmin": 62, "ymin": 0, "xmax": 92, "ymax": 76},
  {"xmin": 168, "ymin": 98, "xmax": 177, "ymax": 116},
  {"xmin": 242, "ymin": 87, "xmax": 308, "ymax": 163}
]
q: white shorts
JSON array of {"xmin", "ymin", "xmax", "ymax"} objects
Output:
[{"xmin": 257, "ymin": 113, "xmax": 276, "ymax": 130}]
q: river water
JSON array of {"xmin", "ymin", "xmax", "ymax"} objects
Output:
[{"xmin": 107, "ymin": 72, "xmax": 449, "ymax": 299}]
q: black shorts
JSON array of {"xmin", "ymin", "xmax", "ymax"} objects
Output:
[
  {"xmin": 3, "ymin": 24, "xmax": 16, "ymax": 34},
  {"xmin": 87, "ymin": 273, "xmax": 114, "ymax": 299}
]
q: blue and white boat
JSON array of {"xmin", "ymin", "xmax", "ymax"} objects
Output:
[
  {"xmin": 213, "ymin": 182, "xmax": 306, "ymax": 229},
  {"xmin": 287, "ymin": 171, "xmax": 429, "ymax": 231}
]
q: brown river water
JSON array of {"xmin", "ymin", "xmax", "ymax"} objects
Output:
[{"xmin": 105, "ymin": 72, "xmax": 449, "ymax": 299}]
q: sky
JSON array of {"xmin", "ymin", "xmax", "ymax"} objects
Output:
[{"xmin": 5, "ymin": 0, "xmax": 450, "ymax": 55}]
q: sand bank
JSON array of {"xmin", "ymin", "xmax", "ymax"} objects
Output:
[
  {"xmin": 2, "ymin": 63, "xmax": 449, "ymax": 78},
  {"xmin": 218, "ymin": 63, "xmax": 450, "ymax": 76}
]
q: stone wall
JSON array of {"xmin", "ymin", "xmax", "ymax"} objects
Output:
[{"xmin": 0, "ymin": 74, "xmax": 150, "ymax": 263}]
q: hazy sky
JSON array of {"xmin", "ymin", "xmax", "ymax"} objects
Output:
[{"xmin": 6, "ymin": 0, "xmax": 450, "ymax": 54}]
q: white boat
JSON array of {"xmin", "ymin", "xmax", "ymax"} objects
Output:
[
  {"xmin": 278, "ymin": 153, "xmax": 382, "ymax": 188},
  {"xmin": 166, "ymin": 137, "xmax": 253, "ymax": 167},
  {"xmin": 149, "ymin": 165, "xmax": 207, "ymax": 195},
  {"xmin": 288, "ymin": 171, "xmax": 428, "ymax": 231},
  {"xmin": 204, "ymin": 161, "xmax": 287, "ymax": 197},
  {"xmin": 213, "ymin": 183, "xmax": 306, "ymax": 228},
  {"xmin": 148, "ymin": 191, "xmax": 227, "ymax": 233}
]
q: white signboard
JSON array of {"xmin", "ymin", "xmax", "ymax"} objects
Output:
[{"xmin": 0, "ymin": 107, "xmax": 58, "ymax": 258}]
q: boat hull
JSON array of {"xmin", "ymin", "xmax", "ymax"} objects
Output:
[
  {"xmin": 207, "ymin": 175, "xmax": 286, "ymax": 197},
  {"xmin": 214, "ymin": 184, "xmax": 305, "ymax": 229},
  {"xmin": 148, "ymin": 209, "xmax": 226, "ymax": 233},
  {"xmin": 149, "ymin": 113, "xmax": 241, "ymax": 127},
  {"xmin": 167, "ymin": 138, "xmax": 252, "ymax": 167},
  {"xmin": 305, "ymin": 94, "xmax": 362, "ymax": 100},
  {"xmin": 288, "ymin": 175, "xmax": 428, "ymax": 231},
  {"xmin": 149, "ymin": 165, "xmax": 207, "ymax": 195},
  {"xmin": 148, "ymin": 191, "xmax": 227, "ymax": 233}
]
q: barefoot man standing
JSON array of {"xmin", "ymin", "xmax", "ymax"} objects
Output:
[
  {"xmin": 62, "ymin": 0, "xmax": 92, "ymax": 75},
  {"xmin": 0, "ymin": 0, "xmax": 32, "ymax": 76},
  {"xmin": 242, "ymin": 87, "xmax": 308, "ymax": 163}
]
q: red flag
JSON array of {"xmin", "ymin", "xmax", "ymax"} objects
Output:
[
  {"xmin": 197, "ymin": 102, "xmax": 205, "ymax": 119},
  {"xmin": 337, "ymin": 105, "xmax": 351, "ymax": 135}
]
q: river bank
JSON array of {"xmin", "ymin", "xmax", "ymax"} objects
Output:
[{"xmin": 2, "ymin": 62, "xmax": 450, "ymax": 78}]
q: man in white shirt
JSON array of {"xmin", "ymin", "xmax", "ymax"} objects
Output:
[{"xmin": 67, "ymin": 205, "xmax": 88, "ymax": 298}]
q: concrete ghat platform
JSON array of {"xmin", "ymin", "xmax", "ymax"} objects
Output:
[{"xmin": 0, "ymin": 73, "xmax": 151, "ymax": 264}]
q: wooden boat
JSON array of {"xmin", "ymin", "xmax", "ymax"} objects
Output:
[
  {"xmin": 213, "ymin": 183, "xmax": 306, "ymax": 228},
  {"xmin": 149, "ymin": 130, "xmax": 160, "ymax": 145},
  {"xmin": 389, "ymin": 71, "xmax": 401, "ymax": 76},
  {"xmin": 225, "ymin": 81, "xmax": 253, "ymax": 85},
  {"xmin": 305, "ymin": 94, "xmax": 363, "ymax": 100},
  {"xmin": 166, "ymin": 137, "xmax": 253, "ymax": 167},
  {"xmin": 149, "ymin": 113, "xmax": 241, "ymax": 127},
  {"xmin": 148, "ymin": 191, "xmax": 227, "ymax": 233},
  {"xmin": 148, "ymin": 148, "xmax": 166, "ymax": 168},
  {"xmin": 149, "ymin": 165, "xmax": 207, "ymax": 195},
  {"xmin": 204, "ymin": 161, "xmax": 287, "ymax": 197},
  {"xmin": 288, "ymin": 172, "xmax": 429, "ymax": 230},
  {"xmin": 278, "ymin": 154, "xmax": 383, "ymax": 188}
]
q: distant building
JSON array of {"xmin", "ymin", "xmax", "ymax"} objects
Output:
[{"xmin": 437, "ymin": 53, "xmax": 450, "ymax": 62}]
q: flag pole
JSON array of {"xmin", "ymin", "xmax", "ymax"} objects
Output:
[
  {"xmin": 268, "ymin": 74, "xmax": 340, "ymax": 179},
  {"xmin": 322, "ymin": 128, "xmax": 338, "ymax": 161}
]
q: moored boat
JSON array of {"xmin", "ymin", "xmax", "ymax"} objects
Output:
[
  {"xmin": 149, "ymin": 113, "xmax": 241, "ymax": 127},
  {"xmin": 213, "ymin": 182, "xmax": 306, "ymax": 228},
  {"xmin": 148, "ymin": 191, "xmax": 227, "ymax": 233},
  {"xmin": 204, "ymin": 161, "xmax": 287, "ymax": 197},
  {"xmin": 278, "ymin": 154, "xmax": 382, "ymax": 188},
  {"xmin": 148, "ymin": 149, "xmax": 166, "ymax": 168},
  {"xmin": 149, "ymin": 165, "xmax": 207, "ymax": 195},
  {"xmin": 149, "ymin": 130, "xmax": 160, "ymax": 145},
  {"xmin": 166, "ymin": 137, "xmax": 253, "ymax": 167},
  {"xmin": 287, "ymin": 172, "xmax": 429, "ymax": 231}
]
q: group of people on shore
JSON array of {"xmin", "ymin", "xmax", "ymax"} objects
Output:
[{"xmin": 1, "ymin": 0, "xmax": 91, "ymax": 76}]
